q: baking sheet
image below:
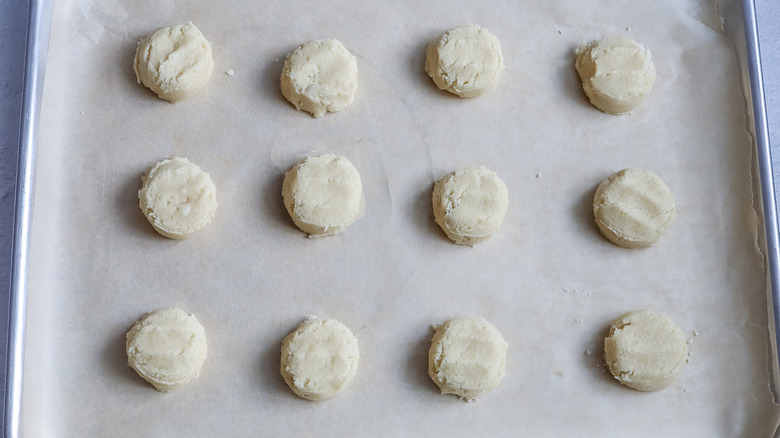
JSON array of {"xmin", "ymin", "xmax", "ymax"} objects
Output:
[{"xmin": 22, "ymin": 0, "xmax": 780, "ymax": 436}]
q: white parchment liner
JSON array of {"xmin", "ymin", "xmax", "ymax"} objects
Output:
[{"xmin": 24, "ymin": 0, "xmax": 780, "ymax": 436}]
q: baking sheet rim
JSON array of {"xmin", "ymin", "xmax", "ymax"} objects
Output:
[{"xmin": 11, "ymin": 0, "xmax": 780, "ymax": 435}]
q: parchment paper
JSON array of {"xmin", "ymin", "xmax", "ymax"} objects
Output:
[{"xmin": 23, "ymin": 0, "xmax": 780, "ymax": 436}]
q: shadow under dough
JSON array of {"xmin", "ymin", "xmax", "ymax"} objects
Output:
[
  {"xmin": 102, "ymin": 323, "xmax": 150, "ymax": 390},
  {"xmin": 571, "ymin": 182, "xmax": 604, "ymax": 244},
  {"xmin": 258, "ymin": 49, "xmax": 292, "ymax": 106},
  {"xmin": 259, "ymin": 171, "xmax": 299, "ymax": 233},
  {"xmin": 581, "ymin": 325, "xmax": 619, "ymax": 387},
  {"xmin": 257, "ymin": 339, "xmax": 296, "ymax": 398},
  {"xmin": 117, "ymin": 171, "xmax": 164, "ymax": 240},
  {"xmin": 403, "ymin": 326, "xmax": 438, "ymax": 395},
  {"xmin": 556, "ymin": 44, "xmax": 592, "ymax": 111},
  {"xmin": 410, "ymin": 183, "xmax": 448, "ymax": 243}
]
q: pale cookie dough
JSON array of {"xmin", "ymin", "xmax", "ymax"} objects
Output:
[
  {"xmin": 604, "ymin": 309, "xmax": 687, "ymax": 392},
  {"xmin": 139, "ymin": 157, "xmax": 218, "ymax": 239},
  {"xmin": 282, "ymin": 154, "xmax": 364, "ymax": 237},
  {"xmin": 593, "ymin": 168, "xmax": 676, "ymax": 248},
  {"xmin": 425, "ymin": 24, "xmax": 504, "ymax": 98},
  {"xmin": 575, "ymin": 37, "xmax": 656, "ymax": 114},
  {"xmin": 432, "ymin": 166, "xmax": 508, "ymax": 246},
  {"xmin": 280, "ymin": 316, "xmax": 359, "ymax": 401},
  {"xmin": 280, "ymin": 39, "xmax": 358, "ymax": 117},
  {"xmin": 134, "ymin": 22, "xmax": 214, "ymax": 103},
  {"xmin": 125, "ymin": 307, "xmax": 207, "ymax": 392},
  {"xmin": 428, "ymin": 317, "xmax": 508, "ymax": 401}
]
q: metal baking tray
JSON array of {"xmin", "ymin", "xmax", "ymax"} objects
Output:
[
  {"xmin": 2, "ymin": 0, "xmax": 51, "ymax": 436},
  {"xmin": 722, "ymin": 0, "xmax": 780, "ymax": 400},
  {"xmin": 3, "ymin": 0, "xmax": 777, "ymax": 436}
]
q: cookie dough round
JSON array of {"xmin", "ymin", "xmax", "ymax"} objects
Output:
[
  {"xmin": 139, "ymin": 157, "xmax": 218, "ymax": 239},
  {"xmin": 428, "ymin": 317, "xmax": 508, "ymax": 401},
  {"xmin": 126, "ymin": 307, "xmax": 207, "ymax": 392},
  {"xmin": 134, "ymin": 22, "xmax": 214, "ymax": 103},
  {"xmin": 280, "ymin": 39, "xmax": 358, "ymax": 117},
  {"xmin": 432, "ymin": 166, "xmax": 508, "ymax": 246},
  {"xmin": 575, "ymin": 37, "xmax": 656, "ymax": 114},
  {"xmin": 604, "ymin": 310, "xmax": 687, "ymax": 392},
  {"xmin": 282, "ymin": 154, "xmax": 364, "ymax": 237},
  {"xmin": 280, "ymin": 316, "xmax": 359, "ymax": 401},
  {"xmin": 425, "ymin": 24, "xmax": 504, "ymax": 98},
  {"xmin": 593, "ymin": 168, "xmax": 676, "ymax": 248}
]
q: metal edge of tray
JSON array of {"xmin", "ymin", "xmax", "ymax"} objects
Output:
[
  {"xmin": 728, "ymin": 0, "xmax": 780, "ymax": 405},
  {"xmin": 4, "ymin": 0, "xmax": 52, "ymax": 437},
  {"xmin": 744, "ymin": 0, "xmax": 780, "ymax": 403}
]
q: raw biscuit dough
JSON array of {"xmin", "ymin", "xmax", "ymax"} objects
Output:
[
  {"xmin": 425, "ymin": 24, "xmax": 504, "ymax": 98},
  {"xmin": 575, "ymin": 37, "xmax": 656, "ymax": 114},
  {"xmin": 592, "ymin": 168, "xmax": 676, "ymax": 248},
  {"xmin": 604, "ymin": 309, "xmax": 687, "ymax": 392},
  {"xmin": 280, "ymin": 39, "xmax": 358, "ymax": 117},
  {"xmin": 428, "ymin": 317, "xmax": 508, "ymax": 401},
  {"xmin": 139, "ymin": 157, "xmax": 218, "ymax": 239},
  {"xmin": 432, "ymin": 166, "xmax": 508, "ymax": 245},
  {"xmin": 280, "ymin": 316, "xmax": 359, "ymax": 401},
  {"xmin": 282, "ymin": 154, "xmax": 364, "ymax": 237},
  {"xmin": 125, "ymin": 307, "xmax": 208, "ymax": 392},
  {"xmin": 134, "ymin": 22, "xmax": 214, "ymax": 103}
]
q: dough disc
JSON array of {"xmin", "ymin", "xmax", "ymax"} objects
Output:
[
  {"xmin": 604, "ymin": 309, "xmax": 687, "ymax": 392},
  {"xmin": 280, "ymin": 317, "xmax": 359, "ymax": 401},
  {"xmin": 592, "ymin": 168, "xmax": 676, "ymax": 248},
  {"xmin": 432, "ymin": 166, "xmax": 508, "ymax": 245},
  {"xmin": 280, "ymin": 39, "xmax": 358, "ymax": 117},
  {"xmin": 134, "ymin": 22, "xmax": 214, "ymax": 103},
  {"xmin": 425, "ymin": 24, "xmax": 504, "ymax": 98},
  {"xmin": 125, "ymin": 307, "xmax": 208, "ymax": 392},
  {"xmin": 139, "ymin": 157, "xmax": 218, "ymax": 239},
  {"xmin": 282, "ymin": 154, "xmax": 364, "ymax": 237},
  {"xmin": 575, "ymin": 37, "xmax": 656, "ymax": 114},
  {"xmin": 428, "ymin": 317, "xmax": 508, "ymax": 401}
]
